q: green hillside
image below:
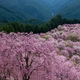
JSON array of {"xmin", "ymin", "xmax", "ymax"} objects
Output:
[
  {"xmin": 0, "ymin": 18, "xmax": 45, "ymax": 27},
  {"xmin": 0, "ymin": 0, "xmax": 79, "ymax": 21},
  {"xmin": 0, "ymin": 4, "xmax": 32, "ymax": 21},
  {"xmin": 51, "ymin": 0, "xmax": 75, "ymax": 14},
  {"xmin": 19, "ymin": 18, "xmax": 46, "ymax": 26},
  {"xmin": 0, "ymin": 0, "xmax": 52, "ymax": 21},
  {"xmin": 37, "ymin": 0, "xmax": 75, "ymax": 16},
  {"xmin": 58, "ymin": 0, "xmax": 80, "ymax": 19}
]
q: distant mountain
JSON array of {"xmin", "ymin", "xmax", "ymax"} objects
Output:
[
  {"xmin": 0, "ymin": 0, "xmax": 53, "ymax": 21},
  {"xmin": 37, "ymin": 0, "xmax": 75, "ymax": 16},
  {"xmin": 0, "ymin": 18, "xmax": 45, "ymax": 27},
  {"xmin": 58, "ymin": 0, "xmax": 80, "ymax": 19},
  {"xmin": 51, "ymin": 0, "xmax": 75, "ymax": 15},
  {"xmin": 0, "ymin": 4, "xmax": 32, "ymax": 21},
  {"xmin": 37, "ymin": 0, "xmax": 53, "ymax": 5},
  {"xmin": 0, "ymin": 0, "xmax": 78, "ymax": 21},
  {"xmin": 19, "ymin": 18, "xmax": 46, "ymax": 26}
]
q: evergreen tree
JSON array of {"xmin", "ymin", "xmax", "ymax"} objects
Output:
[
  {"xmin": 3, "ymin": 26, "xmax": 11, "ymax": 33},
  {"xmin": 20, "ymin": 24, "xmax": 25, "ymax": 32},
  {"xmin": 0, "ymin": 23, "xmax": 1, "ymax": 27},
  {"xmin": 25, "ymin": 24, "xmax": 34, "ymax": 33},
  {"xmin": 34, "ymin": 24, "xmax": 39, "ymax": 33},
  {"xmin": 8, "ymin": 25, "xmax": 15, "ymax": 32}
]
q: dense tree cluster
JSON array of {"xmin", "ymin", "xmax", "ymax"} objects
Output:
[
  {"xmin": 1, "ymin": 14, "xmax": 80, "ymax": 33},
  {"xmin": 0, "ymin": 24, "xmax": 80, "ymax": 80}
]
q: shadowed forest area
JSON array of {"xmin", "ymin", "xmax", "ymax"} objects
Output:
[{"xmin": 1, "ymin": 14, "xmax": 80, "ymax": 33}]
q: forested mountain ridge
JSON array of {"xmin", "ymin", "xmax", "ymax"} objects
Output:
[
  {"xmin": 37, "ymin": 0, "xmax": 75, "ymax": 15},
  {"xmin": 51, "ymin": 0, "xmax": 75, "ymax": 15},
  {"xmin": 0, "ymin": 4, "xmax": 32, "ymax": 21},
  {"xmin": 19, "ymin": 18, "xmax": 46, "ymax": 26},
  {"xmin": 58, "ymin": 0, "xmax": 80, "ymax": 19},
  {"xmin": 0, "ymin": 0, "xmax": 80, "ymax": 21},
  {"xmin": 0, "ymin": 0, "xmax": 53, "ymax": 21}
]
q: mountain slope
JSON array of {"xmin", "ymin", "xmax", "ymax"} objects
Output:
[
  {"xmin": 51, "ymin": 0, "xmax": 75, "ymax": 14},
  {"xmin": 37, "ymin": 0, "xmax": 75, "ymax": 15},
  {"xmin": 19, "ymin": 18, "xmax": 46, "ymax": 26},
  {"xmin": 20, "ymin": 0, "xmax": 52, "ymax": 21},
  {"xmin": 0, "ymin": 0, "xmax": 53, "ymax": 21},
  {"xmin": 0, "ymin": 4, "xmax": 32, "ymax": 21},
  {"xmin": 58, "ymin": 0, "xmax": 80, "ymax": 19},
  {"xmin": 37, "ymin": 0, "xmax": 53, "ymax": 5}
]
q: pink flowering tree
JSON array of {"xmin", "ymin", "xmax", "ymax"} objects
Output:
[
  {"xmin": 0, "ymin": 24, "xmax": 80, "ymax": 80},
  {"xmin": 0, "ymin": 32, "xmax": 57, "ymax": 80}
]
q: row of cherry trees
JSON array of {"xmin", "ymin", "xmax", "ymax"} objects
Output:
[{"xmin": 0, "ymin": 24, "xmax": 80, "ymax": 80}]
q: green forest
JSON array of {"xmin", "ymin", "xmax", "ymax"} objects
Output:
[{"xmin": 0, "ymin": 14, "xmax": 80, "ymax": 33}]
